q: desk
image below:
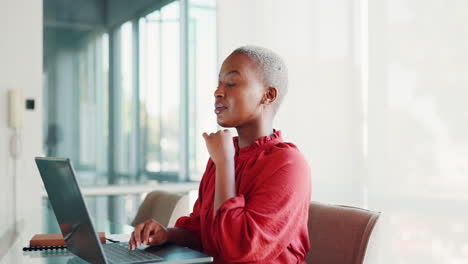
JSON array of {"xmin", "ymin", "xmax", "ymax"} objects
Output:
[{"xmin": 2, "ymin": 223, "xmax": 133, "ymax": 264}]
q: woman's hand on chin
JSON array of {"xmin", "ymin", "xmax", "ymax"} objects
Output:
[{"xmin": 202, "ymin": 129, "xmax": 235, "ymax": 166}]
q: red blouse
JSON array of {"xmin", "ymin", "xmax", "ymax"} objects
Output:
[{"xmin": 175, "ymin": 130, "xmax": 311, "ymax": 263}]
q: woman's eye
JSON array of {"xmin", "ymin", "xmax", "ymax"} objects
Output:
[{"xmin": 227, "ymin": 83, "xmax": 236, "ymax": 87}]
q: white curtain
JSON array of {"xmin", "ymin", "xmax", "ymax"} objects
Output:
[{"xmin": 217, "ymin": 0, "xmax": 468, "ymax": 263}]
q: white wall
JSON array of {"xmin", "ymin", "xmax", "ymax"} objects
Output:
[
  {"xmin": 0, "ymin": 0, "xmax": 43, "ymax": 263},
  {"xmin": 218, "ymin": 0, "xmax": 468, "ymax": 263},
  {"xmin": 217, "ymin": 0, "xmax": 366, "ymax": 206},
  {"xmin": 366, "ymin": 0, "xmax": 468, "ymax": 263}
]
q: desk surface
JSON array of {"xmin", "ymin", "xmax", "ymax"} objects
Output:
[{"xmin": 2, "ymin": 223, "xmax": 133, "ymax": 264}]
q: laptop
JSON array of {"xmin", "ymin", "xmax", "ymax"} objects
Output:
[{"xmin": 35, "ymin": 157, "xmax": 213, "ymax": 264}]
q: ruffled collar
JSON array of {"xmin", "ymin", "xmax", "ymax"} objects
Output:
[{"xmin": 233, "ymin": 129, "xmax": 283, "ymax": 156}]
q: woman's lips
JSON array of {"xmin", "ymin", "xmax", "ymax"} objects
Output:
[
  {"xmin": 214, "ymin": 103, "xmax": 227, "ymax": 114},
  {"xmin": 214, "ymin": 106, "xmax": 227, "ymax": 114}
]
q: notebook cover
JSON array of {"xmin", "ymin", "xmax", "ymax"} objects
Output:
[{"xmin": 30, "ymin": 232, "xmax": 106, "ymax": 247}]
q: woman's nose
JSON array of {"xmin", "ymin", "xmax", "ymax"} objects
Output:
[{"xmin": 214, "ymin": 86, "xmax": 224, "ymax": 98}]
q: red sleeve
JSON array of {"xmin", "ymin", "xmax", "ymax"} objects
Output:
[
  {"xmin": 174, "ymin": 197, "xmax": 203, "ymax": 250},
  {"xmin": 174, "ymin": 159, "xmax": 213, "ymax": 251},
  {"xmin": 211, "ymin": 153, "xmax": 311, "ymax": 262}
]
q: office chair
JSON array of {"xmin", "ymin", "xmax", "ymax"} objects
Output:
[
  {"xmin": 131, "ymin": 190, "xmax": 190, "ymax": 228},
  {"xmin": 305, "ymin": 201, "xmax": 380, "ymax": 264}
]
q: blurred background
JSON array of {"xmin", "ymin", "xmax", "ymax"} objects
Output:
[{"xmin": 1, "ymin": 0, "xmax": 468, "ymax": 263}]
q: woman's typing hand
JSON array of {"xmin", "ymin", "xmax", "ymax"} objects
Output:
[{"xmin": 128, "ymin": 219, "xmax": 168, "ymax": 250}]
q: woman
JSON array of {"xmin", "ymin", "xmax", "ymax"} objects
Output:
[{"xmin": 129, "ymin": 46, "xmax": 311, "ymax": 263}]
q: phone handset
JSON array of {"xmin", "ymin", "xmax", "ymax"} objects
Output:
[
  {"xmin": 8, "ymin": 89, "xmax": 23, "ymax": 129},
  {"xmin": 8, "ymin": 89, "xmax": 22, "ymax": 159}
]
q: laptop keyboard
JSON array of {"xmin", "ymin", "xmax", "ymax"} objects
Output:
[{"xmin": 103, "ymin": 243, "xmax": 163, "ymax": 264}]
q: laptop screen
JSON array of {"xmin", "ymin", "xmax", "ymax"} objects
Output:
[{"xmin": 35, "ymin": 157, "xmax": 107, "ymax": 264}]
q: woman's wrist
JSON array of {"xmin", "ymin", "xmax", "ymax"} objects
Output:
[
  {"xmin": 214, "ymin": 157, "xmax": 234, "ymax": 170},
  {"xmin": 166, "ymin": 227, "xmax": 180, "ymax": 244},
  {"xmin": 166, "ymin": 227, "xmax": 198, "ymax": 249}
]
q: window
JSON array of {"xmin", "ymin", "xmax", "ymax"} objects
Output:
[
  {"xmin": 44, "ymin": 28, "xmax": 109, "ymax": 186},
  {"xmin": 187, "ymin": 0, "xmax": 218, "ymax": 180},
  {"xmin": 139, "ymin": 3, "xmax": 182, "ymax": 181},
  {"xmin": 138, "ymin": 0, "xmax": 217, "ymax": 181},
  {"xmin": 43, "ymin": 0, "xmax": 217, "ymax": 186},
  {"xmin": 77, "ymin": 33, "xmax": 109, "ymax": 183}
]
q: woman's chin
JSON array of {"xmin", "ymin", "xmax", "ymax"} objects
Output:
[{"xmin": 216, "ymin": 119, "xmax": 234, "ymax": 128}]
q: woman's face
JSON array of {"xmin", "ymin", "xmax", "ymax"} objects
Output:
[{"xmin": 214, "ymin": 52, "xmax": 266, "ymax": 128}]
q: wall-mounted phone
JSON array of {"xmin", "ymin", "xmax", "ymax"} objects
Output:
[{"xmin": 8, "ymin": 89, "xmax": 23, "ymax": 129}]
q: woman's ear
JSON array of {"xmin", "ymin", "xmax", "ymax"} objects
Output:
[{"xmin": 262, "ymin": 87, "xmax": 278, "ymax": 105}]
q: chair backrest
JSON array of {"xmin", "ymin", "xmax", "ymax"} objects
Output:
[
  {"xmin": 131, "ymin": 190, "xmax": 190, "ymax": 227},
  {"xmin": 305, "ymin": 201, "xmax": 380, "ymax": 264}
]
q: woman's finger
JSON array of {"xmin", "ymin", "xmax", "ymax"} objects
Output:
[
  {"xmin": 128, "ymin": 231, "xmax": 134, "ymax": 249},
  {"xmin": 131, "ymin": 231, "xmax": 139, "ymax": 250},
  {"xmin": 134, "ymin": 223, "xmax": 145, "ymax": 247},
  {"xmin": 142, "ymin": 222, "xmax": 156, "ymax": 245}
]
